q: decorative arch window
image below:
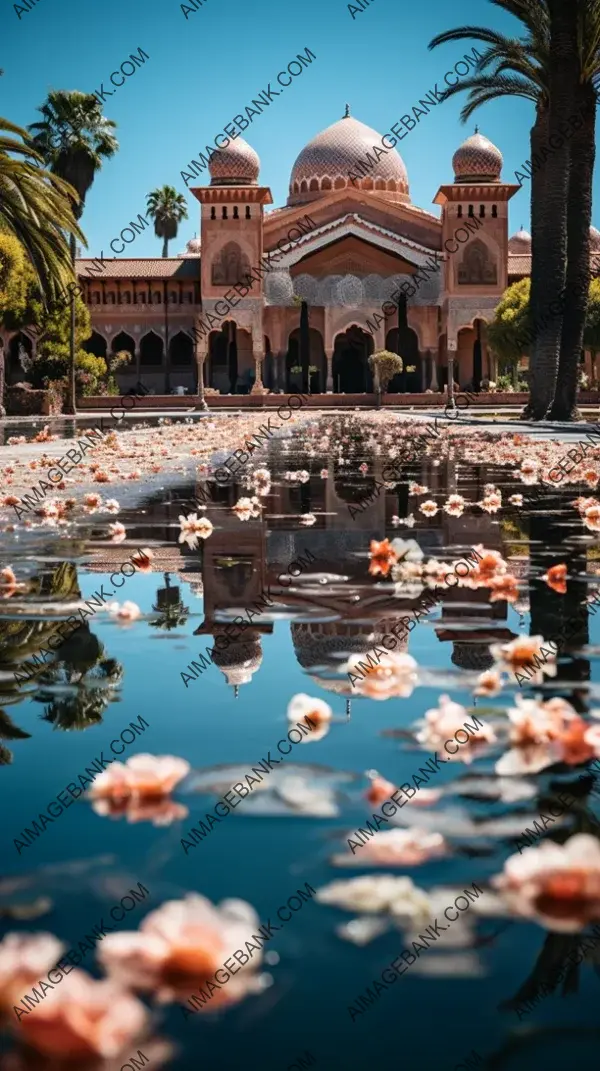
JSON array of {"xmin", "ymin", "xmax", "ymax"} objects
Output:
[
  {"xmin": 246, "ymin": 206, "xmax": 251, "ymax": 219},
  {"xmin": 468, "ymin": 204, "xmax": 474, "ymax": 217},
  {"xmin": 153, "ymin": 291, "xmax": 161, "ymax": 303},
  {"xmin": 187, "ymin": 292, "xmax": 193, "ymax": 303},
  {"xmin": 334, "ymin": 177, "xmax": 345, "ymax": 189},
  {"xmin": 233, "ymin": 205, "xmax": 239, "ymax": 219},
  {"xmin": 123, "ymin": 292, "xmax": 131, "ymax": 304},
  {"xmin": 321, "ymin": 177, "xmax": 332, "ymax": 191},
  {"xmin": 222, "ymin": 207, "xmax": 228, "ymax": 219},
  {"xmin": 309, "ymin": 178, "xmax": 319, "ymax": 192},
  {"xmin": 211, "ymin": 241, "xmax": 251, "ymax": 286},
  {"xmin": 479, "ymin": 205, "xmax": 485, "ymax": 217},
  {"xmin": 375, "ymin": 179, "xmax": 386, "ymax": 191},
  {"xmin": 457, "ymin": 205, "xmax": 463, "ymax": 218},
  {"xmin": 363, "ymin": 178, "xmax": 374, "ymax": 190},
  {"xmin": 457, "ymin": 239, "xmax": 498, "ymax": 285},
  {"xmin": 387, "ymin": 180, "xmax": 396, "ymax": 191},
  {"xmin": 93, "ymin": 292, "xmax": 101, "ymax": 305},
  {"xmin": 107, "ymin": 293, "xmax": 115, "ymax": 304},
  {"xmin": 169, "ymin": 291, "xmax": 177, "ymax": 304},
  {"xmin": 139, "ymin": 331, "xmax": 164, "ymax": 366},
  {"xmin": 492, "ymin": 205, "xmax": 498, "ymax": 218},
  {"xmin": 210, "ymin": 207, "xmax": 216, "ymax": 220}
]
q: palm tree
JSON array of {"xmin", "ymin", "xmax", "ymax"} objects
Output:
[
  {"xmin": 150, "ymin": 574, "xmax": 190, "ymax": 631},
  {"xmin": 29, "ymin": 92, "xmax": 118, "ymax": 415},
  {"xmin": 0, "ymin": 118, "xmax": 83, "ymax": 308},
  {"xmin": 146, "ymin": 186, "xmax": 188, "ymax": 258},
  {"xmin": 430, "ymin": 1, "xmax": 600, "ymax": 421},
  {"xmin": 430, "ymin": 2, "xmax": 551, "ymax": 418}
]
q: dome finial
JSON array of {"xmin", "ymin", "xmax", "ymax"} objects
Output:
[
  {"xmin": 474, "ymin": 124, "xmax": 479, "ymax": 134},
  {"xmin": 344, "ymin": 103, "xmax": 350, "ymax": 118}
]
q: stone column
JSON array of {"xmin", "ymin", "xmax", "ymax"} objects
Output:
[
  {"xmin": 250, "ymin": 350, "xmax": 266, "ymax": 394},
  {"xmin": 193, "ymin": 325, "xmax": 208, "ymax": 411},
  {"xmin": 446, "ymin": 336, "xmax": 457, "ymax": 410},
  {"xmin": 326, "ymin": 347, "xmax": 334, "ymax": 393},
  {"xmin": 276, "ymin": 349, "xmax": 287, "ymax": 393},
  {"xmin": 421, "ymin": 351, "xmax": 430, "ymax": 393},
  {"xmin": 429, "ymin": 350, "xmax": 439, "ymax": 391}
]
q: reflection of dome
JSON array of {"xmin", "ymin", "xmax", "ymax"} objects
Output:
[
  {"xmin": 288, "ymin": 111, "xmax": 410, "ymax": 205},
  {"xmin": 590, "ymin": 226, "xmax": 600, "ymax": 251},
  {"xmin": 209, "ymin": 137, "xmax": 260, "ymax": 186},
  {"xmin": 508, "ymin": 228, "xmax": 531, "ymax": 253},
  {"xmin": 291, "ymin": 619, "xmax": 409, "ymax": 695},
  {"xmin": 452, "ymin": 130, "xmax": 503, "ymax": 183},
  {"xmin": 451, "ymin": 642, "xmax": 495, "ymax": 672},
  {"xmin": 211, "ymin": 636, "xmax": 263, "ymax": 688}
]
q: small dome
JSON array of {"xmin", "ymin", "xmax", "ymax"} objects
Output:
[
  {"xmin": 185, "ymin": 236, "xmax": 201, "ymax": 254},
  {"xmin": 209, "ymin": 137, "xmax": 260, "ymax": 186},
  {"xmin": 508, "ymin": 227, "xmax": 531, "ymax": 253},
  {"xmin": 590, "ymin": 226, "xmax": 600, "ymax": 250},
  {"xmin": 288, "ymin": 111, "xmax": 410, "ymax": 205},
  {"xmin": 453, "ymin": 131, "xmax": 503, "ymax": 183}
]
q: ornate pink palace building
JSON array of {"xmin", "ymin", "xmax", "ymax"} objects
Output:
[{"xmin": 13, "ymin": 109, "xmax": 593, "ymax": 396}]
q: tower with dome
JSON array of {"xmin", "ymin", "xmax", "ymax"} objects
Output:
[{"xmin": 49, "ymin": 111, "xmax": 599, "ymax": 397}]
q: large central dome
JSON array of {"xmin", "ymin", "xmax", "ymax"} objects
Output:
[{"xmin": 288, "ymin": 112, "xmax": 410, "ymax": 206}]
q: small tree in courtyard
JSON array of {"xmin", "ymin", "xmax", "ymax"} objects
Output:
[{"xmin": 369, "ymin": 349, "xmax": 404, "ymax": 397}]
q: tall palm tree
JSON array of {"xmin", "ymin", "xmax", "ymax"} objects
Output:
[
  {"xmin": 548, "ymin": 1, "xmax": 600, "ymax": 420},
  {"xmin": 146, "ymin": 186, "xmax": 188, "ymax": 258},
  {"xmin": 430, "ymin": 1, "xmax": 551, "ymax": 418},
  {"xmin": 430, "ymin": 1, "xmax": 600, "ymax": 421},
  {"xmin": 29, "ymin": 92, "xmax": 118, "ymax": 415},
  {"xmin": 0, "ymin": 118, "xmax": 83, "ymax": 307}
]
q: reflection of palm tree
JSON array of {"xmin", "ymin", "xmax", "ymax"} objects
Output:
[
  {"xmin": 151, "ymin": 573, "xmax": 190, "ymax": 632},
  {"xmin": 0, "ymin": 561, "xmax": 123, "ymax": 741},
  {"xmin": 36, "ymin": 646, "xmax": 123, "ymax": 732}
]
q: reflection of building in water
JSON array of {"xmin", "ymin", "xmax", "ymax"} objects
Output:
[{"xmin": 193, "ymin": 511, "xmax": 272, "ymax": 695}]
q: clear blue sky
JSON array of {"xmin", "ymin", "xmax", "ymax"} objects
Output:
[{"xmin": 3, "ymin": 0, "xmax": 595, "ymax": 258}]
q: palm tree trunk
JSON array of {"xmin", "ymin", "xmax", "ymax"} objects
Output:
[
  {"xmin": 522, "ymin": 107, "xmax": 548, "ymax": 418},
  {"xmin": 528, "ymin": 0, "xmax": 577, "ymax": 420},
  {"xmin": 300, "ymin": 301, "xmax": 310, "ymax": 394},
  {"xmin": 548, "ymin": 84, "xmax": 596, "ymax": 421},
  {"xmin": 0, "ymin": 336, "xmax": 5, "ymax": 417},
  {"xmin": 64, "ymin": 231, "xmax": 77, "ymax": 416},
  {"xmin": 162, "ymin": 236, "xmax": 168, "ymax": 258}
]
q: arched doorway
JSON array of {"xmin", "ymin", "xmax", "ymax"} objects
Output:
[
  {"xmin": 83, "ymin": 331, "xmax": 108, "ymax": 359},
  {"xmin": 7, "ymin": 333, "xmax": 33, "ymax": 383},
  {"xmin": 385, "ymin": 326, "xmax": 421, "ymax": 392},
  {"xmin": 208, "ymin": 322, "xmax": 253, "ymax": 393},
  {"xmin": 110, "ymin": 332, "xmax": 135, "ymax": 377},
  {"xmin": 286, "ymin": 328, "xmax": 325, "ymax": 393},
  {"xmin": 139, "ymin": 331, "xmax": 163, "ymax": 367},
  {"xmin": 333, "ymin": 326, "xmax": 373, "ymax": 393},
  {"xmin": 456, "ymin": 321, "xmax": 488, "ymax": 390}
]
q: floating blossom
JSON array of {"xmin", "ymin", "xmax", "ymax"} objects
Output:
[
  {"xmin": 316, "ymin": 875, "xmax": 432, "ymax": 920},
  {"xmin": 489, "ymin": 635, "xmax": 557, "ymax": 685},
  {"xmin": 97, "ymin": 894, "xmax": 265, "ymax": 1006},
  {"xmin": 16, "ymin": 969, "xmax": 149, "ymax": 1058},
  {"xmin": 491, "ymin": 834, "xmax": 600, "ymax": 932},
  {"xmin": 419, "ymin": 499, "xmax": 438, "ymax": 518},
  {"xmin": 232, "ymin": 496, "xmax": 261, "ymax": 521},
  {"xmin": 488, "ymin": 574, "xmax": 520, "ymax": 604},
  {"xmin": 391, "ymin": 513, "xmax": 416, "ymax": 529},
  {"xmin": 509, "ymin": 493, "xmax": 524, "ymax": 507},
  {"xmin": 108, "ymin": 522, "xmax": 127, "ymax": 542},
  {"xmin": 107, "ymin": 601, "xmax": 141, "ymax": 624},
  {"xmin": 299, "ymin": 512, "xmax": 316, "ymax": 526},
  {"xmin": 132, "ymin": 548, "xmax": 154, "ymax": 573},
  {"xmin": 84, "ymin": 492, "xmax": 103, "ymax": 511},
  {"xmin": 287, "ymin": 693, "xmax": 332, "ymax": 742},
  {"xmin": 336, "ymin": 828, "xmax": 447, "ymax": 867},
  {"xmin": 494, "ymin": 695, "xmax": 586, "ymax": 776},
  {"xmin": 344, "ymin": 652, "xmax": 419, "ymax": 701},
  {"xmin": 178, "ymin": 513, "xmax": 213, "ymax": 545},
  {"xmin": 320, "ymin": 468, "xmax": 329, "ymax": 479},
  {"xmin": 478, "ymin": 490, "xmax": 502, "ymax": 514},
  {"xmin": 0, "ymin": 566, "xmax": 19, "ymax": 598},
  {"xmin": 543, "ymin": 563, "xmax": 567, "ymax": 594},
  {"xmin": 369, "ymin": 538, "xmax": 398, "ymax": 577},
  {"xmin": 409, "ymin": 483, "xmax": 428, "ymax": 496},
  {"xmin": 251, "ymin": 467, "xmax": 271, "ymax": 495},
  {"xmin": 474, "ymin": 669, "xmax": 503, "ymax": 697},
  {"xmin": 444, "ymin": 494, "xmax": 465, "ymax": 517},
  {"xmin": 104, "ymin": 498, "xmax": 120, "ymax": 514},
  {"xmin": 415, "ymin": 694, "xmax": 496, "ymax": 761},
  {"xmin": 365, "ymin": 772, "xmax": 397, "ymax": 805},
  {"xmin": 0, "ymin": 932, "xmax": 64, "ymax": 1012}
]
